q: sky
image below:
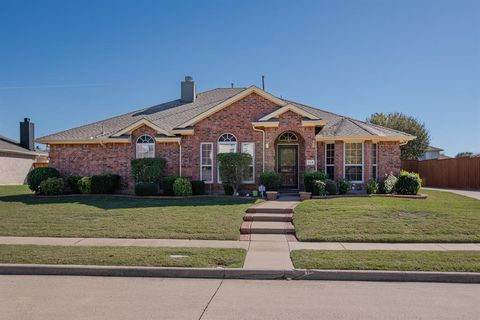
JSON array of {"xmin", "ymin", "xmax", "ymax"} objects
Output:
[{"xmin": 1, "ymin": 0, "xmax": 479, "ymax": 156}]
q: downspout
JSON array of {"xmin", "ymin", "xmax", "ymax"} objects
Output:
[
  {"xmin": 314, "ymin": 138, "xmax": 318, "ymax": 171},
  {"xmin": 252, "ymin": 125, "xmax": 265, "ymax": 172},
  {"xmin": 178, "ymin": 140, "xmax": 182, "ymax": 176}
]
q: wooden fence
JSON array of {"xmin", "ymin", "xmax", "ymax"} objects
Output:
[{"xmin": 401, "ymin": 157, "xmax": 480, "ymax": 190}]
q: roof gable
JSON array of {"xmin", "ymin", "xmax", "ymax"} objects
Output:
[
  {"xmin": 258, "ymin": 103, "xmax": 321, "ymax": 121},
  {"xmin": 111, "ymin": 119, "xmax": 173, "ymax": 137}
]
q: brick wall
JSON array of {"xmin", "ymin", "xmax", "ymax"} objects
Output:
[{"xmin": 378, "ymin": 141, "xmax": 401, "ymax": 178}]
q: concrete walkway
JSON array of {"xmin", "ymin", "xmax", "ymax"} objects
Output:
[
  {"xmin": 290, "ymin": 242, "xmax": 480, "ymax": 251},
  {"xmin": 423, "ymin": 187, "xmax": 480, "ymax": 200}
]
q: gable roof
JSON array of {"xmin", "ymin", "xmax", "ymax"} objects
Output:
[
  {"xmin": 0, "ymin": 135, "xmax": 40, "ymax": 156},
  {"xmin": 37, "ymin": 86, "xmax": 414, "ymax": 144}
]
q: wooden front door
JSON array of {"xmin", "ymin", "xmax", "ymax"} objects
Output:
[{"xmin": 277, "ymin": 145, "xmax": 298, "ymax": 188}]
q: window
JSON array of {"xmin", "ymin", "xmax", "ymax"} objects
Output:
[
  {"xmin": 241, "ymin": 142, "xmax": 255, "ymax": 183},
  {"xmin": 217, "ymin": 133, "xmax": 237, "ymax": 182},
  {"xmin": 371, "ymin": 143, "xmax": 378, "ymax": 180},
  {"xmin": 200, "ymin": 143, "xmax": 213, "ymax": 183},
  {"xmin": 344, "ymin": 142, "xmax": 363, "ymax": 182},
  {"xmin": 325, "ymin": 143, "xmax": 335, "ymax": 180},
  {"xmin": 278, "ymin": 131, "xmax": 298, "ymax": 143},
  {"xmin": 136, "ymin": 135, "xmax": 155, "ymax": 158}
]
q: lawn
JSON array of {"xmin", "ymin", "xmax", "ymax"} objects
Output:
[
  {"xmin": 291, "ymin": 250, "xmax": 480, "ymax": 272},
  {"xmin": 0, "ymin": 185, "xmax": 257, "ymax": 240},
  {"xmin": 0, "ymin": 244, "xmax": 246, "ymax": 268},
  {"xmin": 294, "ymin": 190, "xmax": 480, "ymax": 242}
]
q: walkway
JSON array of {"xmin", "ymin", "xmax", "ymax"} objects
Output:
[{"xmin": 423, "ymin": 187, "xmax": 480, "ymax": 200}]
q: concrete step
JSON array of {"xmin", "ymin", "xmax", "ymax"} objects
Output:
[
  {"xmin": 240, "ymin": 221, "xmax": 295, "ymax": 234},
  {"xmin": 243, "ymin": 213, "xmax": 293, "ymax": 222},
  {"xmin": 245, "ymin": 207, "xmax": 294, "ymax": 214}
]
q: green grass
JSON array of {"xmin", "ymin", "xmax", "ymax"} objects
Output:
[
  {"xmin": 294, "ymin": 189, "xmax": 480, "ymax": 242},
  {"xmin": 291, "ymin": 250, "xmax": 480, "ymax": 272},
  {"xmin": 0, "ymin": 185, "xmax": 257, "ymax": 240},
  {"xmin": 0, "ymin": 244, "xmax": 246, "ymax": 268}
]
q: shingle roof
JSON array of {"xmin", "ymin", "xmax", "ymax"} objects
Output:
[
  {"xmin": 38, "ymin": 87, "xmax": 413, "ymax": 142},
  {"xmin": 0, "ymin": 135, "xmax": 39, "ymax": 156}
]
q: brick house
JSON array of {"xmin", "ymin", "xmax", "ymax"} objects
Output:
[{"xmin": 38, "ymin": 77, "xmax": 415, "ymax": 193}]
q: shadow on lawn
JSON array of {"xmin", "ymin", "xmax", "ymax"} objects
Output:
[{"xmin": 0, "ymin": 194, "xmax": 257, "ymax": 210}]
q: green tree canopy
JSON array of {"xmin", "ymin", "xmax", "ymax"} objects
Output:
[
  {"xmin": 456, "ymin": 152, "xmax": 474, "ymax": 158},
  {"xmin": 367, "ymin": 112, "xmax": 430, "ymax": 160},
  {"xmin": 217, "ymin": 153, "xmax": 252, "ymax": 195}
]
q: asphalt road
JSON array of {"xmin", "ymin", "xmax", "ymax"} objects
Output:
[{"xmin": 1, "ymin": 275, "xmax": 479, "ymax": 319}]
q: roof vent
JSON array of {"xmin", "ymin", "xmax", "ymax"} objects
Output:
[{"xmin": 181, "ymin": 76, "xmax": 195, "ymax": 103}]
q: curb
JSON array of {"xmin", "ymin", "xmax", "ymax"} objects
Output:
[{"xmin": 1, "ymin": 264, "xmax": 479, "ymax": 283}]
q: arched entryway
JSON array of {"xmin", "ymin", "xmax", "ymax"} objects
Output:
[{"xmin": 275, "ymin": 131, "xmax": 304, "ymax": 189}]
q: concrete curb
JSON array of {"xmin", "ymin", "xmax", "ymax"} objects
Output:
[{"xmin": 1, "ymin": 264, "xmax": 479, "ymax": 283}]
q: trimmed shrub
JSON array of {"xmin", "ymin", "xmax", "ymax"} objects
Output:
[
  {"xmin": 382, "ymin": 173, "xmax": 397, "ymax": 194},
  {"xmin": 312, "ymin": 180, "xmax": 326, "ymax": 196},
  {"xmin": 27, "ymin": 167, "xmax": 60, "ymax": 193},
  {"xmin": 39, "ymin": 177, "xmax": 64, "ymax": 195},
  {"xmin": 325, "ymin": 179, "xmax": 337, "ymax": 195},
  {"xmin": 77, "ymin": 177, "xmax": 92, "ymax": 194},
  {"xmin": 160, "ymin": 175, "xmax": 179, "ymax": 196},
  {"xmin": 217, "ymin": 153, "xmax": 252, "ymax": 195},
  {"xmin": 91, "ymin": 173, "xmax": 121, "ymax": 194},
  {"xmin": 366, "ymin": 178, "xmax": 379, "ymax": 194},
  {"xmin": 338, "ymin": 179, "xmax": 351, "ymax": 195},
  {"xmin": 223, "ymin": 184, "xmax": 234, "ymax": 196},
  {"xmin": 173, "ymin": 177, "xmax": 193, "ymax": 196},
  {"xmin": 191, "ymin": 180, "xmax": 206, "ymax": 195},
  {"xmin": 259, "ymin": 171, "xmax": 281, "ymax": 191},
  {"xmin": 67, "ymin": 176, "xmax": 82, "ymax": 193},
  {"xmin": 304, "ymin": 171, "xmax": 328, "ymax": 193},
  {"xmin": 131, "ymin": 158, "xmax": 166, "ymax": 183},
  {"xmin": 395, "ymin": 171, "xmax": 422, "ymax": 195},
  {"xmin": 135, "ymin": 182, "xmax": 158, "ymax": 196}
]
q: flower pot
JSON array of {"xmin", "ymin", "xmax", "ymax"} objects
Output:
[
  {"xmin": 266, "ymin": 191, "xmax": 278, "ymax": 201},
  {"xmin": 299, "ymin": 191, "xmax": 311, "ymax": 201}
]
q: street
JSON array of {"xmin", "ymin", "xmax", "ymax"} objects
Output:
[{"xmin": 1, "ymin": 275, "xmax": 479, "ymax": 319}]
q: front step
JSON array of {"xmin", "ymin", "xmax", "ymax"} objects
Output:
[
  {"xmin": 243, "ymin": 213, "xmax": 293, "ymax": 222},
  {"xmin": 246, "ymin": 207, "xmax": 293, "ymax": 214},
  {"xmin": 240, "ymin": 221, "xmax": 295, "ymax": 234}
]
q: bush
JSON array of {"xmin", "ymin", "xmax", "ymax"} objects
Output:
[
  {"xmin": 90, "ymin": 173, "xmax": 121, "ymax": 194},
  {"xmin": 217, "ymin": 153, "xmax": 252, "ymax": 195},
  {"xmin": 312, "ymin": 180, "xmax": 326, "ymax": 196},
  {"xmin": 382, "ymin": 173, "xmax": 397, "ymax": 194},
  {"xmin": 67, "ymin": 176, "xmax": 82, "ymax": 193},
  {"xmin": 27, "ymin": 167, "xmax": 60, "ymax": 193},
  {"xmin": 222, "ymin": 184, "xmax": 233, "ymax": 195},
  {"xmin": 338, "ymin": 179, "xmax": 351, "ymax": 194},
  {"xmin": 366, "ymin": 178, "xmax": 379, "ymax": 194},
  {"xmin": 160, "ymin": 175, "xmax": 179, "ymax": 196},
  {"xmin": 173, "ymin": 177, "xmax": 193, "ymax": 196},
  {"xmin": 395, "ymin": 171, "xmax": 422, "ymax": 195},
  {"xmin": 325, "ymin": 179, "xmax": 337, "ymax": 195},
  {"xmin": 77, "ymin": 177, "xmax": 92, "ymax": 194},
  {"xmin": 304, "ymin": 171, "xmax": 328, "ymax": 193},
  {"xmin": 38, "ymin": 177, "xmax": 64, "ymax": 195},
  {"xmin": 135, "ymin": 182, "xmax": 158, "ymax": 196},
  {"xmin": 131, "ymin": 158, "xmax": 166, "ymax": 183},
  {"xmin": 259, "ymin": 171, "xmax": 281, "ymax": 191},
  {"xmin": 191, "ymin": 180, "xmax": 206, "ymax": 195}
]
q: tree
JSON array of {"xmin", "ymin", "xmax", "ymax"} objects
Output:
[
  {"xmin": 367, "ymin": 112, "xmax": 430, "ymax": 160},
  {"xmin": 217, "ymin": 153, "xmax": 252, "ymax": 195},
  {"xmin": 456, "ymin": 152, "xmax": 474, "ymax": 158}
]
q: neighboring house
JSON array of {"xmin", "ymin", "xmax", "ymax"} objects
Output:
[
  {"xmin": 0, "ymin": 119, "xmax": 48, "ymax": 185},
  {"xmin": 38, "ymin": 77, "xmax": 415, "ymax": 192},
  {"xmin": 418, "ymin": 146, "xmax": 450, "ymax": 160}
]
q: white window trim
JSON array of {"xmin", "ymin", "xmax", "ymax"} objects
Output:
[
  {"xmin": 217, "ymin": 133, "xmax": 238, "ymax": 183},
  {"xmin": 343, "ymin": 142, "xmax": 364, "ymax": 183},
  {"xmin": 372, "ymin": 143, "xmax": 378, "ymax": 180},
  {"xmin": 241, "ymin": 142, "xmax": 255, "ymax": 184},
  {"xmin": 135, "ymin": 135, "xmax": 155, "ymax": 159},
  {"xmin": 325, "ymin": 143, "xmax": 335, "ymax": 179},
  {"xmin": 200, "ymin": 142, "xmax": 214, "ymax": 184}
]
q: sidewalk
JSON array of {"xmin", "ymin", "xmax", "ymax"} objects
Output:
[{"xmin": 423, "ymin": 187, "xmax": 480, "ymax": 200}]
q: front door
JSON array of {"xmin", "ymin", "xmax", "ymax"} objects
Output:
[{"xmin": 277, "ymin": 145, "xmax": 298, "ymax": 188}]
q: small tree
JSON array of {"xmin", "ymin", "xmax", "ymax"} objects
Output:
[
  {"xmin": 367, "ymin": 112, "xmax": 430, "ymax": 160},
  {"xmin": 217, "ymin": 153, "xmax": 252, "ymax": 195},
  {"xmin": 456, "ymin": 152, "xmax": 474, "ymax": 158}
]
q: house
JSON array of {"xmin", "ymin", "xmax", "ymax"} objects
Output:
[
  {"xmin": 418, "ymin": 146, "xmax": 449, "ymax": 160},
  {"xmin": 37, "ymin": 77, "xmax": 415, "ymax": 192},
  {"xmin": 0, "ymin": 119, "xmax": 48, "ymax": 185}
]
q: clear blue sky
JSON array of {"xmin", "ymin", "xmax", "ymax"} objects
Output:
[{"xmin": 1, "ymin": 0, "xmax": 478, "ymax": 156}]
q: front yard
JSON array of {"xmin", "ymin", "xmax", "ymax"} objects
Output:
[
  {"xmin": 0, "ymin": 186, "xmax": 257, "ymax": 240},
  {"xmin": 294, "ymin": 190, "xmax": 480, "ymax": 242}
]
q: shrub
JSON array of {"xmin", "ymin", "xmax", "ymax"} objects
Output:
[
  {"xmin": 366, "ymin": 178, "xmax": 379, "ymax": 194},
  {"xmin": 259, "ymin": 171, "xmax": 281, "ymax": 191},
  {"xmin": 382, "ymin": 173, "xmax": 397, "ymax": 194},
  {"xmin": 312, "ymin": 180, "xmax": 326, "ymax": 196},
  {"xmin": 135, "ymin": 182, "xmax": 158, "ymax": 196},
  {"xmin": 304, "ymin": 171, "xmax": 328, "ymax": 193},
  {"xmin": 217, "ymin": 153, "xmax": 252, "ymax": 195},
  {"xmin": 131, "ymin": 158, "xmax": 166, "ymax": 183},
  {"xmin": 325, "ymin": 179, "xmax": 337, "ymax": 195},
  {"xmin": 338, "ymin": 179, "xmax": 351, "ymax": 195},
  {"xmin": 91, "ymin": 173, "xmax": 121, "ymax": 194},
  {"xmin": 27, "ymin": 167, "xmax": 60, "ymax": 193},
  {"xmin": 77, "ymin": 177, "xmax": 92, "ymax": 194},
  {"xmin": 223, "ymin": 184, "xmax": 234, "ymax": 196},
  {"xmin": 395, "ymin": 171, "xmax": 422, "ymax": 195},
  {"xmin": 160, "ymin": 175, "xmax": 179, "ymax": 196},
  {"xmin": 38, "ymin": 177, "xmax": 64, "ymax": 195},
  {"xmin": 67, "ymin": 176, "xmax": 82, "ymax": 193},
  {"xmin": 191, "ymin": 180, "xmax": 206, "ymax": 195},
  {"xmin": 173, "ymin": 177, "xmax": 193, "ymax": 196}
]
